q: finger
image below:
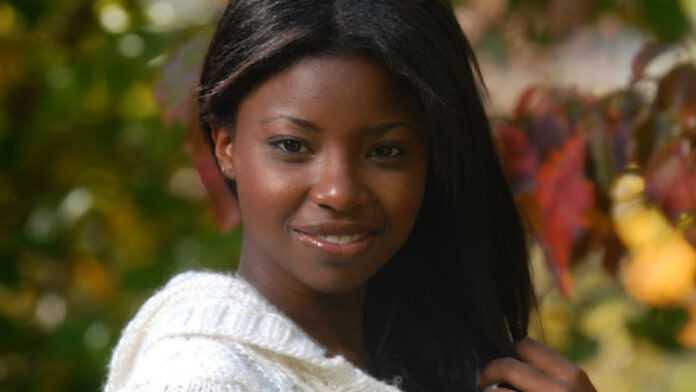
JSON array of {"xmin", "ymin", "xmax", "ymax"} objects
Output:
[
  {"xmin": 516, "ymin": 338, "xmax": 589, "ymax": 384},
  {"xmin": 480, "ymin": 357, "xmax": 568, "ymax": 392}
]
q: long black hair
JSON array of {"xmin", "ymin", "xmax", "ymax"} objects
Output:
[{"xmin": 198, "ymin": 1, "xmax": 534, "ymax": 390}]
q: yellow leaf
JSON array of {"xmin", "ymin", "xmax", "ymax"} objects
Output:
[
  {"xmin": 120, "ymin": 83, "xmax": 158, "ymax": 119},
  {"xmin": 622, "ymin": 235, "xmax": 696, "ymax": 306},
  {"xmin": 72, "ymin": 256, "xmax": 115, "ymax": 303}
]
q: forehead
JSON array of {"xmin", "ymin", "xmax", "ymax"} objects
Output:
[{"xmin": 236, "ymin": 55, "xmax": 422, "ymax": 127}]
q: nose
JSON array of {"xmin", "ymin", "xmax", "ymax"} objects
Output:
[{"xmin": 309, "ymin": 155, "xmax": 369, "ymax": 213}]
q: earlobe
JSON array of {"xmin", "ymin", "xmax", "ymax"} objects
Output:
[
  {"xmin": 211, "ymin": 126, "xmax": 237, "ymax": 179},
  {"xmin": 222, "ymin": 145, "xmax": 236, "ymax": 179}
]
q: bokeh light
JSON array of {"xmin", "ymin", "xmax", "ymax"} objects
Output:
[{"xmin": 98, "ymin": 3, "xmax": 131, "ymax": 34}]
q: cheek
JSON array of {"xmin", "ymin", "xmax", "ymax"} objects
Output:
[
  {"xmin": 234, "ymin": 149, "xmax": 306, "ymax": 227},
  {"xmin": 372, "ymin": 166, "xmax": 427, "ymax": 235}
]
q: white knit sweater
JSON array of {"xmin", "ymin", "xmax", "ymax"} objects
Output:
[{"xmin": 103, "ymin": 270, "xmax": 403, "ymax": 392}]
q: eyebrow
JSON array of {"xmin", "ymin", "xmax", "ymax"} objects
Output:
[{"xmin": 260, "ymin": 115, "xmax": 417, "ymax": 135}]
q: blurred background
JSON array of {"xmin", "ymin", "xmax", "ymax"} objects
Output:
[{"xmin": 1, "ymin": 0, "xmax": 695, "ymax": 390}]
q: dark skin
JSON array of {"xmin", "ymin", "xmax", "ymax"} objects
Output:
[
  {"xmin": 212, "ymin": 55, "xmax": 598, "ymax": 391},
  {"xmin": 213, "ymin": 55, "xmax": 428, "ymax": 367}
]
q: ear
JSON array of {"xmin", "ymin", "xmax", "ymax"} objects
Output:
[
  {"xmin": 211, "ymin": 126, "xmax": 237, "ymax": 179},
  {"xmin": 197, "ymin": 124, "xmax": 240, "ymax": 232}
]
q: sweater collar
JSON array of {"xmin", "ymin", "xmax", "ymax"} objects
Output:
[{"xmin": 146, "ymin": 270, "xmax": 341, "ymax": 364}]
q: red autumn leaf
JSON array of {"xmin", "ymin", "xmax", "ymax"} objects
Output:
[
  {"xmin": 514, "ymin": 86, "xmax": 577, "ymax": 159},
  {"xmin": 600, "ymin": 90, "xmax": 644, "ymax": 171},
  {"xmin": 494, "ymin": 122, "xmax": 540, "ymax": 192},
  {"xmin": 655, "ymin": 63, "xmax": 696, "ymax": 112},
  {"xmin": 535, "ymin": 133, "xmax": 595, "ymax": 295},
  {"xmin": 645, "ymin": 139, "xmax": 696, "ymax": 220},
  {"xmin": 155, "ymin": 33, "xmax": 211, "ymax": 127},
  {"xmin": 514, "ymin": 86, "xmax": 545, "ymax": 119},
  {"xmin": 155, "ymin": 33, "xmax": 241, "ymax": 232},
  {"xmin": 635, "ymin": 65, "xmax": 696, "ymax": 165}
]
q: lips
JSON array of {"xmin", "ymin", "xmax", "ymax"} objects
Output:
[{"xmin": 292, "ymin": 222, "xmax": 380, "ymax": 257}]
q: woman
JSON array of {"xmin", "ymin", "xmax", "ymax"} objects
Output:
[{"xmin": 104, "ymin": 1, "xmax": 598, "ymax": 391}]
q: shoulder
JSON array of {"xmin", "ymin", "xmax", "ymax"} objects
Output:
[
  {"xmin": 104, "ymin": 270, "xmax": 289, "ymax": 392},
  {"xmin": 118, "ymin": 269, "xmax": 251, "ymax": 338},
  {"xmin": 110, "ymin": 335, "xmax": 250, "ymax": 392},
  {"xmin": 111, "ymin": 335, "xmax": 298, "ymax": 392}
]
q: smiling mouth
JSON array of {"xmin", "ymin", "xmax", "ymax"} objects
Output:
[
  {"xmin": 312, "ymin": 233, "xmax": 367, "ymax": 244},
  {"xmin": 292, "ymin": 230, "xmax": 377, "ymax": 257}
]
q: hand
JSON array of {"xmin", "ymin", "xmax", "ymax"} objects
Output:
[{"xmin": 479, "ymin": 338, "xmax": 597, "ymax": 392}]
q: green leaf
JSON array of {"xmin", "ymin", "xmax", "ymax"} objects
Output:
[{"xmin": 627, "ymin": 307, "xmax": 690, "ymax": 351}]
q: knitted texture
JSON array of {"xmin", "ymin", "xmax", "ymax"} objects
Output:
[{"xmin": 103, "ymin": 270, "xmax": 403, "ymax": 392}]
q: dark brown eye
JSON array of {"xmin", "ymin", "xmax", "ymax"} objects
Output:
[
  {"xmin": 271, "ymin": 139, "xmax": 310, "ymax": 154},
  {"xmin": 369, "ymin": 145, "xmax": 404, "ymax": 159}
]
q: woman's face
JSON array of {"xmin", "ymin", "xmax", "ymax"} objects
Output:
[{"xmin": 213, "ymin": 55, "xmax": 428, "ymax": 294}]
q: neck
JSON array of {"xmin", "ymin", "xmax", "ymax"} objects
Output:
[{"xmin": 237, "ymin": 250, "xmax": 369, "ymax": 368}]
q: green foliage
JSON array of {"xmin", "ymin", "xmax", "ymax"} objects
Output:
[
  {"xmin": 633, "ymin": 0, "xmax": 692, "ymax": 41},
  {"xmin": 564, "ymin": 328, "xmax": 600, "ymax": 363},
  {"xmin": 1, "ymin": 1, "xmax": 239, "ymax": 390},
  {"xmin": 628, "ymin": 308, "xmax": 690, "ymax": 351},
  {"xmin": 504, "ymin": 0, "xmax": 693, "ymax": 43}
]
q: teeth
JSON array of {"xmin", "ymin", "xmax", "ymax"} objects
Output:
[{"xmin": 316, "ymin": 234, "xmax": 363, "ymax": 244}]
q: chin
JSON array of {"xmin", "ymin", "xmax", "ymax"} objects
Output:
[{"xmin": 299, "ymin": 267, "xmax": 375, "ymax": 295}]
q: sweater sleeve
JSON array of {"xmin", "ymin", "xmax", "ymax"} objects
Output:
[{"xmin": 109, "ymin": 336, "xmax": 256, "ymax": 392}]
